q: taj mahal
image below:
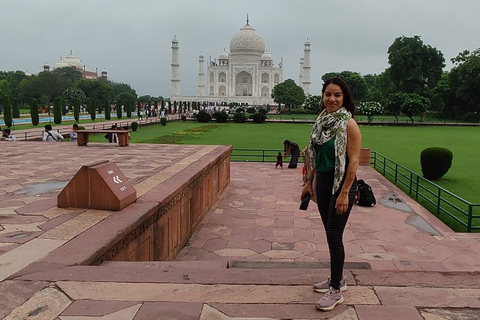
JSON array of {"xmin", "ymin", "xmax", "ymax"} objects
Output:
[{"xmin": 170, "ymin": 17, "xmax": 311, "ymax": 106}]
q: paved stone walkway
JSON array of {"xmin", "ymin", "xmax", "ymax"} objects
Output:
[{"xmin": 0, "ymin": 133, "xmax": 480, "ymax": 319}]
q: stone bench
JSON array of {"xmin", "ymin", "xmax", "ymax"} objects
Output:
[{"xmin": 76, "ymin": 129, "xmax": 130, "ymax": 147}]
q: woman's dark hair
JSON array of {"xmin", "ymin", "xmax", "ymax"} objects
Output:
[{"xmin": 321, "ymin": 77, "xmax": 356, "ymax": 116}]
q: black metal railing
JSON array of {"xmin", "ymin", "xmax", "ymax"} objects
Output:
[
  {"xmin": 370, "ymin": 151, "xmax": 480, "ymax": 232},
  {"xmin": 231, "ymin": 148, "xmax": 283, "ymax": 162},
  {"xmin": 230, "ymin": 148, "xmax": 480, "ymax": 232}
]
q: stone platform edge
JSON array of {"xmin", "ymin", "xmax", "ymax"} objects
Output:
[{"xmin": 10, "ymin": 145, "xmax": 232, "ymax": 279}]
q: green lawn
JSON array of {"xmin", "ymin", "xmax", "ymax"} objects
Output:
[
  {"xmin": 107, "ymin": 122, "xmax": 479, "ymax": 204},
  {"xmin": 15, "ymin": 117, "xmax": 479, "ymax": 230}
]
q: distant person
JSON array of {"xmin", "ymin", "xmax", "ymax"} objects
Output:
[
  {"xmin": 283, "ymin": 140, "xmax": 300, "ymax": 168},
  {"xmin": 42, "ymin": 124, "xmax": 64, "ymax": 142},
  {"xmin": 275, "ymin": 151, "xmax": 283, "ymax": 168},
  {"xmin": 1, "ymin": 128, "xmax": 16, "ymax": 141},
  {"xmin": 104, "ymin": 124, "xmax": 118, "ymax": 144},
  {"xmin": 69, "ymin": 124, "xmax": 79, "ymax": 142}
]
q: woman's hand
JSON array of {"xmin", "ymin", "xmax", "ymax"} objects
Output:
[
  {"xmin": 301, "ymin": 180, "xmax": 313, "ymax": 201},
  {"xmin": 335, "ymin": 192, "xmax": 349, "ymax": 215}
]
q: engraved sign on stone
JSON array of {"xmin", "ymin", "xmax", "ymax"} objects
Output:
[{"xmin": 58, "ymin": 160, "xmax": 137, "ymax": 211}]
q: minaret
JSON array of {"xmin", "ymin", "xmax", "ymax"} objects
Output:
[
  {"xmin": 171, "ymin": 35, "xmax": 180, "ymax": 97},
  {"xmin": 299, "ymin": 56, "xmax": 304, "ymax": 88},
  {"xmin": 198, "ymin": 54, "xmax": 205, "ymax": 96},
  {"xmin": 302, "ymin": 39, "xmax": 311, "ymax": 95}
]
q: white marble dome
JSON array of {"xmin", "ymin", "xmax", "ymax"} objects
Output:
[
  {"xmin": 230, "ymin": 23, "xmax": 265, "ymax": 57},
  {"xmin": 219, "ymin": 51, "xmax": 229, "ymax": 59},
  {"xmin": 53, "ymin": 60, "xmax": 69, "ymax": 69},
  {"xmin": 261, "ymin": 51, "xmax": 273, "ymax": 60},
  {"xmin": 63, "ymin": 52, "xmax": 84, "ymax": 70}
]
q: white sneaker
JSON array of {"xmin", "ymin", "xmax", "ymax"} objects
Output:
[
  {"xmin": 313, "ymin": 276, "xmax": 347, "ymax": 293},
  {"xmin": 316, "ymin": 287, "xmax": 344, "ymax": 311}
]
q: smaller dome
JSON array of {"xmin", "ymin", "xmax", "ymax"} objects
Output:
[
  {"xmin": 53, "ymin": 60, "xmax": 69, "ymax": 70},
  {"xmin": 261, "ymin": 51, "xmax": 272, "ymax": 60},
  {"xmin": 219, "ymin": 51, "xmax": 229, "ymax": 60},
  {"xmin": 63, "ymin": 51, "xmax": 84, "ymax": 70}
]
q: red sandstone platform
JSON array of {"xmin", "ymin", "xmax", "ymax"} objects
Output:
[{"xmin": 0, "ymin": 136, "xmax": 480, "ymax": 319}]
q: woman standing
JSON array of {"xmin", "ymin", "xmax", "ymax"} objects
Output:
[{"xmin": 301, "ymin": 77, "xmax": 362, "ymax": 311}]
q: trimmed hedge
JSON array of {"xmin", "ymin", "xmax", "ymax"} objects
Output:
[
  {"xmin": 420, "ymin": 147, "xmax": 453, "ymax": 180},
  {"xmin": 251, "ymin": 113, "xmax": 267, "ymax": 123},
  {"xmin": 213, "ymin": 111, "xmax": 228, "ymax": 123},
  {"xmin": 196, "ymin": 110, "xmax": 212, "ymax": 123},
  {"xmin": 232, "ymin": 112, "xmax": 246, "ymax": 123}
]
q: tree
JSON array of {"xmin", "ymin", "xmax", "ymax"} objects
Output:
[
  {"xmin": 447, "ymin": 49, "xmax": 480, "ymax": 120},
  {"xmin": 87, "ymin": 98, "xmax": 96, "ymax": 121},
  {"xmin": 75, "ymin": 79, "xmax": 114, "ymax": 101},
  {"xmin": 63, "ymin": 87, "xmax": 86, "ymax": 107},
  {"xmin": 117, "ymin": 92, "xmax": 136, "ymax": 109},
  {"xmin": 104, "ymin": 99, "xmax": 111, "ymax": 120},
  {"xmin": 384, "ymin": 92, "xmax": 429, "ymax": 124},
  {"xmin": 388, "ymin": 36, "xmax": 445, "ymax": 96},
  {"xmin": 35, "ymin": 71, "xmax": 72, "ymax": 106},
  {"xmin": 322, "ymin": 71, "xmax": 369, "ymax": 102},
  {"xmin": 304, "ymin": 94, "xmax": 322, "ymax": 113},
  {"xmin": 30, "ymin": 98, "xmax": 39, "ymax": 126},
  {"xmin": 431, "ymin": 72, "xmax": 450, "ymax": 113},
  {"xmin": 116, "ymin": 100, "xmax": 122, "ymax": 119},
  {"xmin": 271, "ymin": 79, "xmax": 306, "ymax": 113},
  {"xmin": 53, "ymin": 97, "xmax": 62, "ymax": 124},
  {"xmin": 357, "ymin": 101, "xmax": 384, "ymax": 123},
  {"xmin": 363, "ymin": 72, "xmax": 394, "ymax": 102},
  {"xmin": 12, "ymin": 98, "xmax": 20, "ymax": 118},
  {"xmin": 73, "ymin": 98, "xmax": 80, "ymax": 122},
  {"xmin": 3, "ymin": 96, "xmax": 12, "ymax": 128},
  {"xmin": 52, "ymin": 66, "xmax": 82, "ymax": 83},
  {"xmin": 401, "ymin": 94, "xmax": 430, "ymax": 124},
  {"xmin": 0, "ymin": 79, "xmax": 12, "ymax": 102},
  {"xmin": 126, "ymin": 100, "xmax": 132, "ymax": 118},
  {"xmin": 383, "ymin": 92, "xmax": 405, "ymax": 122},
  {"xmin": 0, "ymin": 71, "xmax": 30, "ymax": 103},
  {"xmin": 18, "ymin": 77, "xmax": 42, "ymax": 104},
  {"xmin": 110, "ymin": 81, "xmax": 137, "ymax": 98}
]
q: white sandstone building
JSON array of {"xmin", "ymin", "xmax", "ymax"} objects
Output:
[
  {"xmin": 43, "ymin": 50, "xmax": 107, "ymax": 80},
  {"xmin": 170, "ymin": 18, "xmax": 311, "ymax": 106}
]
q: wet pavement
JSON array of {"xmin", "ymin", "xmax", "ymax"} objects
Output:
[{"xmin": 1, "ymin": 123, "xmax": 480, "ymax": 319}]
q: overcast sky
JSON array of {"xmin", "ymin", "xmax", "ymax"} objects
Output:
[{"xmin": 1, "ymin": 0, "xmax": 479, "ymax": 97}]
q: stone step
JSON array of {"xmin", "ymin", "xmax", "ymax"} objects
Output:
[{"xmin": 17, "ymin": 260, "xmax": 480, "ymax": 289}]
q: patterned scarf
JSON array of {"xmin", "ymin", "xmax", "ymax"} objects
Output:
[{"xmin": 308, "ymin": 107, "xmax": 351, "ymax": 194}]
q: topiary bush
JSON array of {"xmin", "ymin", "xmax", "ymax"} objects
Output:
[
  {"xmin": 213, "ymin": 111, "xmax": 228, "ymax": 123},
  {"xmin": 420, "ymin": 147, "xmax": 453, "ymax": 180},
  {"xmin": 196, "ymin": 110, "xmax": 211, "ymax": 123},
  {"xmin": 232, "ymin": 112, "xmax": 246, "ymax": 123},
  {"xmin": 131, "ymin": 121, "xmax": 139, "ymax": 131},
  {"xmin": 251, "ymin": 112, "xmax": 267, "ymax": 123},
  {"xmin": 160, "ymin": 117, "xmax": 167, "ymax": 126}
]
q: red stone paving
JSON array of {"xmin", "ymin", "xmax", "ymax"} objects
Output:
[{"xmin": 1, "ymin": 126, "xmax": 480, "ymax": 319}]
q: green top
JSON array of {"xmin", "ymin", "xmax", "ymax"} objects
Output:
[{"xmin": 314, "ymin": 136, "xmax": 336, "ymax": 173}]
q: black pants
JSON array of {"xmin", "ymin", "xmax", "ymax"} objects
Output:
[{"xmin": 315, "ymin": 170, "xmax": 357, "ymax": 290}]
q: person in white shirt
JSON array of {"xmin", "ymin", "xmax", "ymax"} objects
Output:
[
  {"xmin": 42, "ymin": 124, "xmax": 64, "ymax": 142},
  {"xmin": 1, "ymin": 129, "xmax": 16, "ymax": 141},
  {"xmin": 69, "ymin": 124, "xmax": 79, "ymax": 142}
]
